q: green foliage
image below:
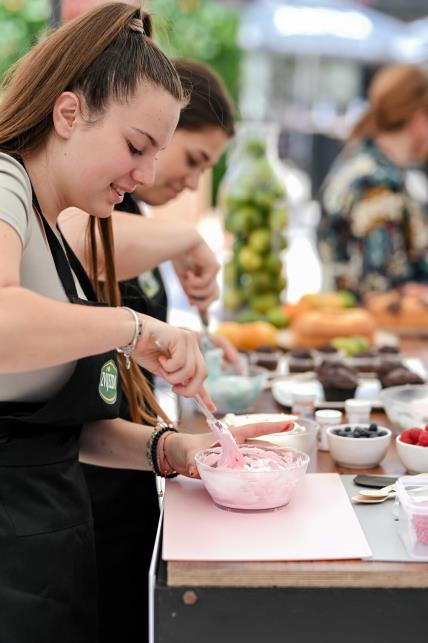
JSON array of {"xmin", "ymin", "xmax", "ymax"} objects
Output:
[
  {"xmin": 0, "ymin": 0, "xmax": 49, "ymax": 78},
  {"xmin": 151, "ymin": 0, "xmax": 242, "ymax": 203}
]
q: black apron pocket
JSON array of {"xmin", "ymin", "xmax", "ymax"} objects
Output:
[{"xmin": 0, "ymin": 460, "xmax": 91, "ymax": 537}]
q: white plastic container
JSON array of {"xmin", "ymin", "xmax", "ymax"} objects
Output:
[
  {"xmin": 345, "ymin": 398, "xmax": 371, "ymax": 425},
  {"xmin": 395, "ymin": 476, "xmax": 428, "ymax": 561},
  {"xmin": 291, "ymin": 391, "xmax": 316, "ymax": 419},
  {"xmin": 315, "ymin": 409, "xmax": 343, "ymax": 451}
]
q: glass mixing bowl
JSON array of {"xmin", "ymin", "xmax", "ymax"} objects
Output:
[
  {"xmin": 195, "ymin": 444, "xmax": 309, "ymax": 511},
  {"xmin": 380, "ymin": 384, "xmax": 428, "ymax": 432}
]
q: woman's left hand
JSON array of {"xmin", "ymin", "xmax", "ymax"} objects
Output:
[
  {"xmin": 165, "ymin": 420, "xmax": 294, "ymax": 478},
  {"xmin": 205, "ymin": 333, "xmax": 243, "ymax": 373}
]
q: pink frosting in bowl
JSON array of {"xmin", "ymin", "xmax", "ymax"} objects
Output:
[{"xmin": 194, "ymin": 444, "xmax": 309, "ymax": 511}]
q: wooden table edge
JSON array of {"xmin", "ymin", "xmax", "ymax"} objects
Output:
[{"xmin": 167, "ymin": 559, "xmax": 428, "ymax": 588}]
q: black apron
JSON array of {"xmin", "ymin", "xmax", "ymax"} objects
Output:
[
  {"xmin": 116, "ymin": 192, "xmax": 168, "ymax": 325},
  {"xmin": 0, "ymin": 196, "xmax": 121, "ymax": 643},
  {"xmin": 83, "ymin": 193, "xmax": 164, "ymax": 643}
]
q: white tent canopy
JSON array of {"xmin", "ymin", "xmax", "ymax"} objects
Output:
[{"xmin": 239, "ymin": 0, "xmax": 408, "ymax": 63}]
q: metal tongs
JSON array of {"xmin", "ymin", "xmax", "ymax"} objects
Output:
[{"xmin": 194, "ymin": 394, "xmax": 245, "ymax": 468}]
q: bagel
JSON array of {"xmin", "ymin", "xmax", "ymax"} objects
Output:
[
  {"xmin": 365, "ymin": 291, "xmax": 428, "ymax": 330},
  {"xmin": 292, "ymin": 308, "xmax": 376, "ymax": 348}
]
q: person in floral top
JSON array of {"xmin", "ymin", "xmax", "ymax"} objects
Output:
[{"xmin": 319, "ymin": 64, "xmax": 428, "ymax": 299}]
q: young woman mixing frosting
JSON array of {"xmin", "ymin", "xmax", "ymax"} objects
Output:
[{"xmin": 0, "ymin": 4, "xmax": 289, "ymax": 641}]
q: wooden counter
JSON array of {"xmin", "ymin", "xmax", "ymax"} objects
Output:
[{"xmin": 152, "ymin": 337, "xmax": 428, "ymax": 643}]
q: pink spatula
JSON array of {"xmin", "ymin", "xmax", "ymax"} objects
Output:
[
  {"xmin": 153, "ymin": 338, "xmax": 244, "ymax": 469},
  {"xmin": 194, "ymin": 394, "xmax": 245, "ymax": 468}
]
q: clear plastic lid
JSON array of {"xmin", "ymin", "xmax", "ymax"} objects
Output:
[{"xmin": 396, "ymin": 476, "xmax": 428, "ymax": 513}]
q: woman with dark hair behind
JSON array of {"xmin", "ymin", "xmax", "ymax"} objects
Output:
[{"xmin": 319, "ymin": 64, "xmax": 428, "ymax": 299}]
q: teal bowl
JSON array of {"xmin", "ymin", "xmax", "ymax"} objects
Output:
[{"xmin": 204, "ymin": 366, "xmax": 268, "ymax": 415}]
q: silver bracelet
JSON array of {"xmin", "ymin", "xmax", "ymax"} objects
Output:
[{"xmin": 116, "ymin": 307, "xmax": 142, "ymax": 370}]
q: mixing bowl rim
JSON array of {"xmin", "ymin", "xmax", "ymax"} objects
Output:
[
  {"xmin": 379, "ymin": 383, "xmax": 428, "ymax": 401},
  {"xmin": 396, "ymin": 434, "xmax": 428, "ymax": 450},
  {"xmin": 194, "ymin": 444, "xmax": 310, "ymax": 472}
]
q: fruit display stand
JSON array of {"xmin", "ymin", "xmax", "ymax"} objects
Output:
[
  {"xmin": 221, "ymin": 124, "xmax": 289, "ymax": 329},
  {"xmin": 150, "ymin": 336, "xmax": 428, "ymax": 643}
]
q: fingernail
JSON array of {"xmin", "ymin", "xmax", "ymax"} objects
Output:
[{"xmin": 282, "ymin": 422, "xmax": 294, "ymax": 432}]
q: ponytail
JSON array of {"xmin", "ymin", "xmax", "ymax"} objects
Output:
[
  {"xmin": 0, "ymin": 2, "xmax": 184, "ymax": 156},
  {"xmin": 88, "ymin": 217, "xmax": 171, "ymax": 426}
]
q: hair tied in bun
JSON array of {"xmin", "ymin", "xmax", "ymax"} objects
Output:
[{"xmin": 129, "ymin": 18, "xmax": 145, "ymax": 35}]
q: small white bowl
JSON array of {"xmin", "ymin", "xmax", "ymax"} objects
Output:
[
  {"xmin": 326, "ymin": 424, "xmax": 392, "ymax": 469},
  {"xmin": 396, "ymin": 435, "xmax": 428, "ymax": 474}
]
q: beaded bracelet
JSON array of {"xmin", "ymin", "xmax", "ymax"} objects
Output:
[{"xmin": 146, "ymin": 423, "xmax": 178, "ymax": 478}]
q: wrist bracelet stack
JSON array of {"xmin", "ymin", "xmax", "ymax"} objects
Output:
[
  {"xmin": 116, "ymin": 306, "xmax": 142, "ymax": 370},
  {"xmin": 147, "ymin": 422, "xmax": 179, "ymax": 478}
]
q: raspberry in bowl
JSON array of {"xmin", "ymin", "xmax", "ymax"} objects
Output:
[{"xmin": 396, "ymin": 425, "xmax": 428, "ymax": 473}]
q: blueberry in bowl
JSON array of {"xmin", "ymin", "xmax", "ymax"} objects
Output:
[{"xmin": 326, "ymin": 423, "xmax": 392, "ymax": 468}]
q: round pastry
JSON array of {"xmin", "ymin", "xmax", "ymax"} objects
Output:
[
  {"xmin": 365, "ymin": 291, "xmax": 428, "ymax": 331},
  {"xmin": 380, "ymin": 366, "xmax": 425, "ymax": 389},
  {"xmin": 250, "ymin": 345, "xmax": 283, "ymax": 371},
  {"xmin": 292, "ymin": 308, "xmax": 376, "ymax": 349},
  {"xmin": 288, "ymin": 349, "xmax": 315, "ymax": 373},
  {"xmin": 317, "ymin": 361, "xmax": 359, "ymax": 402},
  {"xmin": 347, "ymin": 349, "xmax": 378, "ymax": 373}
]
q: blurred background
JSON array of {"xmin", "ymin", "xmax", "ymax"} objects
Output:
[
  {"xmin": 2, "ymin": 0, "xmax": 428, "ymax": 311},
  {"xmin": 3, "ymin": 0, "xmax": 428, "ymax": 195}
]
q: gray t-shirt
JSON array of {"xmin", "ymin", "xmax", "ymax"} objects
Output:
[{"xmin": 0, "ymin": 153, "xmax": 85, "ymax": 402}]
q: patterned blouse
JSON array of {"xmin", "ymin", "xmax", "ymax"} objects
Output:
[{"xmin": 319, "ymin": 138, "xmax": 428, "ymax": 299}]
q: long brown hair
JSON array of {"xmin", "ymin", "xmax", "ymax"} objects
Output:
[
  {"xmin": 349, "ymin": 64, "xmax": 428, "ymax": 142},
  {"xmin": 174, "ymin": 59, "xmax": 235, "ymax": 137},
  {"xmin": 0, "ymin": 2, "xmax": 185, "ymax": 425}
]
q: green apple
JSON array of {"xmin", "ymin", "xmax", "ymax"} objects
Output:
[
  {"xmin": 250, "ymin": 293, "xmax": 279, "ymax": 314},
  {"xmin": 264, "ymin": 253, "xmax": 282, "ymax": 276},
  {"xmin": 248, "ymin": 228, "xmax": 271, "ymax": 254},
  {"xmin": 238, "ymin": 247, "xmax": 263, "ymax": 272},
  {"xmin": 223, "ymin": 288, "xmax": 242, "ymax": 310},
  {"xmin": 266, "ymin": 306, "xmax": 289, "ymax": 328}
]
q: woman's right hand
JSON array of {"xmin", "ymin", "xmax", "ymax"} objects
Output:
[
  {"xmin": 173, "ymin": 237, "xmax": 220, "ymax": 311},
  {"xmin": 133, "ymin": 315, "xmax": 213, "ymax": 407}
]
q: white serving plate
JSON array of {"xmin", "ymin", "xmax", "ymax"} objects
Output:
[{"xmin": 271, "ymin": 357, "xmax": 426, "ymax": 410}]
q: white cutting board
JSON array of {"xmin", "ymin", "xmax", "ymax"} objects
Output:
[{"xmin": 163, "ymin": 473, "xmax": 372, "ymax": 561}]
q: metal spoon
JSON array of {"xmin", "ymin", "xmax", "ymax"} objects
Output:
[{"xmin": 198, "ymin": 310, "xmax": 216, "ymax": 352}]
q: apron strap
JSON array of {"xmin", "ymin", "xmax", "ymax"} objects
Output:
[
  {"xmin": 23, "ymin": 163, "xmax": 98, "ymax": 302},
  {"xmin": 58, "ymin": 227, "xmax": 99, "ymax": 302}
]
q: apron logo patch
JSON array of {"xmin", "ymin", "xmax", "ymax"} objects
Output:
[
  {"xmin": 98, "ymin": 360, "xmax": 118, "ymax": 405},
  {"xmin": 138, "ymin": 270, "xmax": 160, "ymax": 299}
]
